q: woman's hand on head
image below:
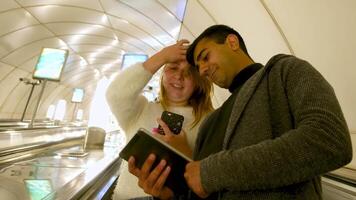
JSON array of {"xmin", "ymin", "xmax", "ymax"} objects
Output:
[
  {"xmin": 143, "ymin": 39, "xmax": 190, "ymax": 74},
  {"xmin": 153, "ymin": 118, "xmax": 193, "ymax": 158},
  {"xmin": 161, "ymin": 39, "xmax": 190, "ymax": 64}
]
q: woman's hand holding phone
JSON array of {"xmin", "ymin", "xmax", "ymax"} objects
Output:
[
  {"xmin": 153, "ymin": 118, "xmax": 192, "ymax": 158},
  {"xmin": 157, "ymin": 111, "xmax": 184, "ymax": 135}
]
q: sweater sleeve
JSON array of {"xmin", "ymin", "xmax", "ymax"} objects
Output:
[
  {"xmin": 106, "ymin": 63, "xmax": 153, "ymax": 132},
  {"xmin": 199, "ymin": 56, "xmax": 352, "ymax": 193}
]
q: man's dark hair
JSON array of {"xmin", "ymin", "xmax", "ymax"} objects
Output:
[{"xmin": 186, "ymin": 24, "xmax": 250, "ymax": 67}]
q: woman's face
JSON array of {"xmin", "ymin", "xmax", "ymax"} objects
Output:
[{"xmin": 162, "ymin": 60, "xmax": 195, "ymax": 106}]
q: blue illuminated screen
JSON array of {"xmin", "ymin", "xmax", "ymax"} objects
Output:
[
  {"xmin": 33, "ymin": 48, "xmax": 68, "ymax": 81},
  {"xmin": 24, "ymin": 179, "xmax": 53, "ymax": 200},
  {"xmin": 121, "ymin": 54, "xmax": 148, "ymax": 70},
  {"xmin": 71, "ymin": 88, "xmax": 84, "ymax": 103}
]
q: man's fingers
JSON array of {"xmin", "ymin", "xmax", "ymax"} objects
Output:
[
  {"xmin": 145, "ymin": 159, "xmax": 167, "ymax": 188},
  {"xmin": 152, "ymin": 165, "xmax": 171, "ymax": 193},
  {"xmin": 140, "ymin": 154, "xmax": 156, "ymax": 180},
  {"xmin": 128, "ymin": 156, "xmax": 140, "ymax": 177}
]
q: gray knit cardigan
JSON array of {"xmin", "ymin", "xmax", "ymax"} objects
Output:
[{"xmin": 195, "ymin": 54, "xmax": 352, "ymax": 199}]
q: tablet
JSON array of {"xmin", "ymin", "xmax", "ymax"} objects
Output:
[{"xmin": 119, "ymin": 128, "xmax": 192, "ymax": 194}]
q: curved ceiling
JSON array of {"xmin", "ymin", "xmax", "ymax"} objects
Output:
[{"xmin": 0, "ymin": 0, "xmax": 187, "ymax": 119}]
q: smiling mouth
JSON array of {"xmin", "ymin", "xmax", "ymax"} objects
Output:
[{"xmin": 172, "ymin": 83, "xmax": 183, "ymax": 89}]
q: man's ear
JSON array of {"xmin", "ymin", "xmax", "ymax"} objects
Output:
[{"xmin": 225, "ymin": 34, "xmax": 240, "ymax": 51}]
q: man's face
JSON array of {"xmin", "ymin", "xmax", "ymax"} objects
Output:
[{"xmin": 193, "ymin": 38, "xmax": 236, "ymax": 88}]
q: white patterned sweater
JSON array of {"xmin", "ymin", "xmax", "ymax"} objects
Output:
[{"xmin": 106, "ymin": 63, "xmax": 203, "ymax": 199}]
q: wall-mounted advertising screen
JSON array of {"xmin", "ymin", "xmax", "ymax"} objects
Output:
[
  {"xmin": 71, "ymin": 88, "xmax": 84, "ymax": 103},
  {"xmin": 32, "ymin": 48, "xmax": 69, "ymax": 81},
  {"xmin": 121, "ymin": 54, "xmax": 148, "ymax": 70}
]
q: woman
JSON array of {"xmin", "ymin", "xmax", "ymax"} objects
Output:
[{"xmin": 106, "ymin": 40, "xmax": 213, "ymax": 199}]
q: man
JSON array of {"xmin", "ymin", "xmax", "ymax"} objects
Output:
[{"xmin": 128, "ymin": 24, "xmax": 352, "ymax": 199}]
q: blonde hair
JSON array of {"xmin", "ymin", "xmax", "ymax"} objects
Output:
[{"xmin": 159, "ymin": 65, "xmax": 214, "ymax": 128}]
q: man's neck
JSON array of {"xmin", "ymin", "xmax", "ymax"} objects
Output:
[{"xmin": 228, "ymin": 54, "xmax": 254, "ymax": 87}]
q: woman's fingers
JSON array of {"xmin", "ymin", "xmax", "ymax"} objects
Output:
[
  {"xmin": 177, "ymin": 39, "xmax": 190, "ymax": 46},
  {"xmin": 156, "ymin": 118, "xmax": 174, "ymax": 139}
]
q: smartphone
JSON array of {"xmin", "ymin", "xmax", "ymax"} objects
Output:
[{"xmin": 158, "ymin": 111, "xmax": 184, "ymax": 135}]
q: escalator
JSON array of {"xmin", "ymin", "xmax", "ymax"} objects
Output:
[{"xmin": 0, "ymin": 126, "xmax": 124, "ymax": 200}]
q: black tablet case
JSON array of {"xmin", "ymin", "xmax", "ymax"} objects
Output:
[{"xmin": 119, "ymin": 128, "xmax": 193, "ymax": 194}]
